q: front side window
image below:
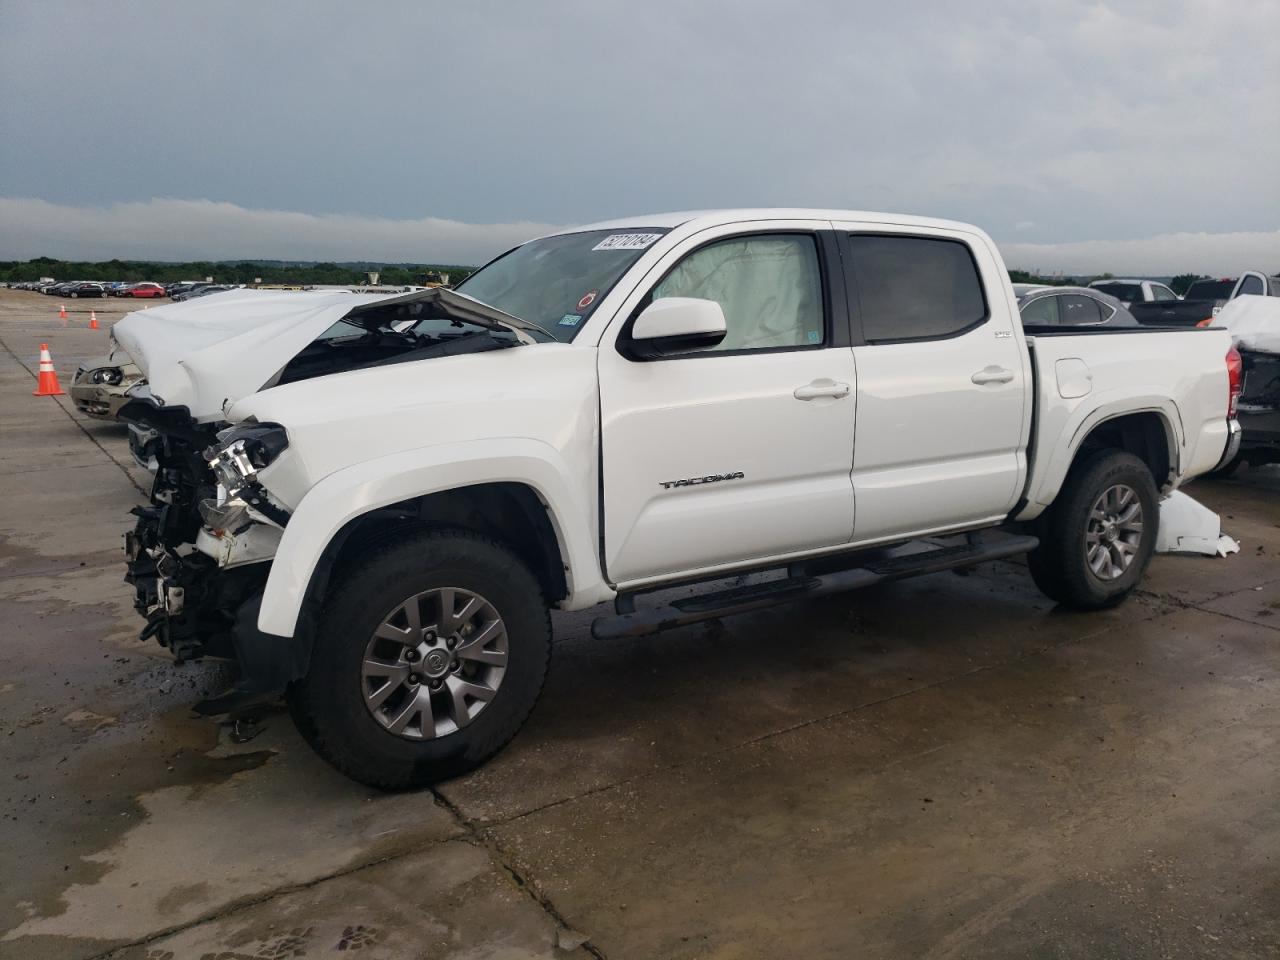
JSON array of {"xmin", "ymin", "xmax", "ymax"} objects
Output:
[
  {"xmin": 649, "ymin": 234, "xmax": 825, "ymax": 351},
  {"xmin": 456, "ymin": 228, "xmax": 669, "ymax": 342},
  {"xmin": 1019, "ymin": 294, "xmax": 1060, "ymax": 325},
  {"xmin": 847, "ymin": 235, "xmax": 987, "ymax": 342},
  {"xmin": 1059, "ymin": 294, "xmax": 1104, "ymax": 325}
]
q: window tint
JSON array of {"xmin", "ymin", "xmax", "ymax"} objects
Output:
[
  {"xmin": 1019, "ymin": 294, "xmax": 1060, "ymax": 325},
  {"xmin": 847, "ymin": 235, "xmax": 987, "ymax": 342},
  {"xmin": 1238, "ymin": 274, "xmax": 1265, "ymax": 296},
  {"xmin": 1091, "ymin": 282, "xmax": 1143, "ymax": 303},
  {"xmin": 650, "ymin": 234, "xmax": 824, "ymax": 351},
  {"xmin": 1186, "ymin": 280, "xmax": 1235, "ymax": 300},
  {"xmin": 1059, "ymin": 294, "xmax": 1104, "ymax": 325}
]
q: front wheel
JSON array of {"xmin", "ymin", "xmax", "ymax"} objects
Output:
[
  {"xmin": 1027, "ymin": 450, "xmax": 1158, "ymax": 610},
  {"xmin": 289, "ymin": 529, "xmax": 551, "ymax": 789}
]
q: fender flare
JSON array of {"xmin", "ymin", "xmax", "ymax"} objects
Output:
[
  {"xmin": 1020, "ymin": 395, "xmax": 1182, "ymax": 517},
  {"xmin": 255, "ymin": 437, "xmax": 608, "ymax": 637}
]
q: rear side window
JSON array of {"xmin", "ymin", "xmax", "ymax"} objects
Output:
[
  {"xmin": 1186, "ymin": 280, "xmax": 1236, "ymax": 300},
  {"xmin": 1091, "ymin": 282, "xmax": 1143, "ymax": 303},
  {"xmin": 846, "ymin": 235, "xmax": 987, "ymax": 343},
  {"xmin": 1151, "ymin": 285, "xmax": 1178, "ymax": 301},
  {"xmin": 1019, "ymin": 294, "xmax": 1060, "ymax": 325},
  {"xmin": 1059, "ymin": 295, "xmax": 1104, "ymax": 325}
]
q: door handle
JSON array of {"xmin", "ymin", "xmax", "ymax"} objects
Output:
[
  {"xmin": 971, "ymin": 366, "xmax": 1015, "ymax": 385},
  {"xmin": 794, "ymin": 379, "xmax": 851, "ymax": 400}
]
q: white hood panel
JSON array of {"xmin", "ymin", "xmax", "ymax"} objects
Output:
[{"xmin": 112, "ymin": 289, "xmax": 395, "ymax": 421}]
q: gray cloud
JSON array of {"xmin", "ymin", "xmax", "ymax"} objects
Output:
[
  {"xmin": 1, "ymin": 0, "xmax": 1277, "ymax": 257},
  {"xmin": 0, "ymin": 197, "xmax": 560, "ymax": 265},
  {"xmin": 2, "ymin": 196, "xmax": 1274, "ymax": 275}
]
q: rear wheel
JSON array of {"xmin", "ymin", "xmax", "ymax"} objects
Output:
[
  {"xmin": 1027, "ymin": 450, "xmax": 1158, "ymax": 609},
  {"xmin": 289, "ymin": 529, "xmax": 552, "ymax": 789}
]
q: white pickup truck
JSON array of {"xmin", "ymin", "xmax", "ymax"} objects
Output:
[{"xmin": 114, "ymin": 209, "xmax": 1241, "ymax": 788}]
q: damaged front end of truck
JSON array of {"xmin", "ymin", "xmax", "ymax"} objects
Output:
[
  {"xmin": 121, "ymin": 394, "xmax": 300, "ymax": 715},
  {"xmin": 116, "ymin": 287, "xmax": 542, "ymax": 717}
]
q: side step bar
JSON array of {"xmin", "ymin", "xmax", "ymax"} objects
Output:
[{"xmin": 591, "ymin": 531, "xmax": 1039, "ymax": 640}]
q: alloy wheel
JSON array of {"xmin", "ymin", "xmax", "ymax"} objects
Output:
[
  {"xmin": 360, "ymin": 587, "xmax": 508, "ymax": 740},
  {"xmin": 1085, "ymin": 483, "xmax": 1144, "ymax": 580}
]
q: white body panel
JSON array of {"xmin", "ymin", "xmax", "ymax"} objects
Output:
[
  {"xmin": 113, "ymin": 209, "xmax": 1234, "ymax": 638},
  {"xmin": 833, "ymin": 220, "xmax": 1030, "ymax": 543}
]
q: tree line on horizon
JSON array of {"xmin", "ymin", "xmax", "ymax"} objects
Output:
[{"xmin": 0, "ymin": 257, "xmax": 476, "ymax": 287}]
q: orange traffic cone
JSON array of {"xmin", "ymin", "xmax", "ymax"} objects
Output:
[
  {"xmin": 33, "ymin": 343, "xmax": 65, "ymax": 396},
  {"xmin": 58, "ymin": 304, "xmax": 68, "ymax": 320},
  {"xmin": 89, "ymin": 310, "xmax": 100, "ymax": 330}
]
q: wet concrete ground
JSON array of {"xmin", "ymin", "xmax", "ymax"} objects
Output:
[{"xmin": 0, "ymin": 288, "xmax": 1277, "ymax": 959}]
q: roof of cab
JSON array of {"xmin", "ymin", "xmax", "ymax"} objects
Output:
[{"xmin": 566, "ymin": 208, "xmax": 985, "ymax": 235}]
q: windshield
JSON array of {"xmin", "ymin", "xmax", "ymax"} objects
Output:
[
  {"xmin": 455, "ymin": 228, "xmax": 669, "ymax": 342},
  {"xmin": 1091, "ymin": 282, "xmax": 1143, "ymax": 303},
  {"xmin": 1185, "ymin": 280, "xmax": 1236, "ymax": 300}
]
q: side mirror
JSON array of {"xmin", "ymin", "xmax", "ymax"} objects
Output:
[{"xmin": 627, "ymin": 297, "xmax": 727, "ymax": 359}]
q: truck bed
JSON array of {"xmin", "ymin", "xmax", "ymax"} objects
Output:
[{"xmin": 1020, "ymin": 325, "xmax": 1233, "ymax": 514}]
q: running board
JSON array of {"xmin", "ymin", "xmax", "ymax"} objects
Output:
[{"xmin": 591, "ymin": 531, "xmax": 1039, "ymax": 640}]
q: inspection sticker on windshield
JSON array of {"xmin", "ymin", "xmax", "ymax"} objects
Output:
[
  {"xmin": 592, "ymin": 233, "xmax": 662, "ymax": 251},
  {"xmin": 559, "ymin": 314, "xmax": 582, "ymax": 326}
]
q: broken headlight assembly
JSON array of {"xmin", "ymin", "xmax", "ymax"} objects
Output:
[
  {"xmin": 88, "ymin": 366, "xmax": 124, "ymax": 385},
  {"xmin": 205, "ymin": 423, "xmax": 292, "ymax": 527}
]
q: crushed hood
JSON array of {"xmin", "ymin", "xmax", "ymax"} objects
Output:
[{"xmin": 112, "ymin": 287, "xmax": 542, "ymax": 421}]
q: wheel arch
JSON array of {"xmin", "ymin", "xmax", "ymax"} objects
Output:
[
  {"xmin": 1019, "ymin": 402, "xmax": 1181, "ymax": 521},
  {"xmin": 256, "ymin": 439, "xmax": 611, "ymax": 640}
]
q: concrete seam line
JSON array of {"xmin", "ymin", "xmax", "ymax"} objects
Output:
[
  {"xmin": 77, "ymin": 835, "xmax": 471, "ymax": 960},
  {"xmin": 0, "ymin": 333, "xmax": 149, "ymax": 496},
  {"xmin": 1191, "ymin": 606, "xmax": 1280, "ymax": 635},
  {"xmin": 430, "ymin": 788, "xmax": 607, "ymax": 959}
]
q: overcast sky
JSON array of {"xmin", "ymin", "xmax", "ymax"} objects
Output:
[{"xmin": 2, "ymin": 0, "xmax": 1277, "ymax": 273}]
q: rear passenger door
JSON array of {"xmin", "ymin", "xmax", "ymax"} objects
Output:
[{"xmin": 833, "ymin": 225, "xmax": 1029, "ymax": 543}]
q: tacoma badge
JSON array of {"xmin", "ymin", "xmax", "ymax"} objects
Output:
[{"xmin": 659, "ymin": 472, "xmax": 745, "ymax": 490}]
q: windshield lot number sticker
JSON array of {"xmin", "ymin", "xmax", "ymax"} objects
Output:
[
  {"xmin": 577, "ymin": 289, "xmax": 598, "ymax": 310},
  {"xmin": 592, "ymin": 233, "xmax": 662, "ymax": 251}
]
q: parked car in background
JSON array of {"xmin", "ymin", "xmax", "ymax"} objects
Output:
[
  {"xmin": 67, "ymin": 282, "xmax": 107, "ymax": 299},
  {"xmin": 165, "ymin": 281, "xmax": 204, "ymax": 298},
  {"xmin": 183, "ymin": 284, "xmax": 236, "ymax": 300},
  {"xmin": 113, "ymin": 208, "xmax": 1240, "ymax": 788},
  {"xmin": 1018, "ymin": 286, "xmax": 1137, "ymax": 328},
  {"xmin": 1011, "ymin": 283, "xmax": 1052, "ymax": 297},
  {"xmin": 123, "ymin": 282, "xmax": 167, "ymax": 298},
  {"xmin": 1209, "ymin": 296, "xmax": 1280, "ymax": 475},
  {"xmin": 70, "ymin": 350, "xmax": 145, "ymax": 419},
  {"xmin": 1129, "ymin": 272, "xmax": 1280, "ymax": 328},
  {"xmin": 1089, "ymin": 279, "xmax": 1181, "ymax": 305}
]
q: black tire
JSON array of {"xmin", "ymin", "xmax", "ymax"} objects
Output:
[
  {"xmin": 1027, "ymin": 450, "xmax": 1158, "ymax": 610},
  {"xmin": 289, "ymin": 529, "xmax": 551, "ymax": 790}
]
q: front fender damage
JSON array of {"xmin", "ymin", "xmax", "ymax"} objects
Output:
[{"xmin": 121, "ymin": 394, "xmax": 308, "ymax": 718}]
